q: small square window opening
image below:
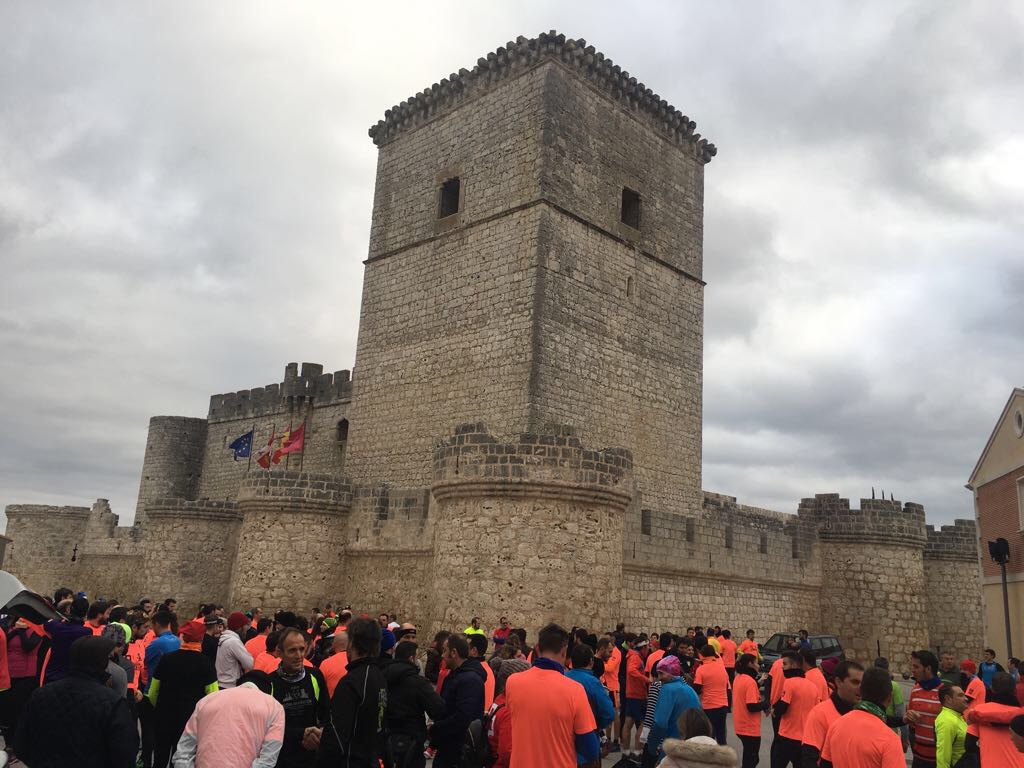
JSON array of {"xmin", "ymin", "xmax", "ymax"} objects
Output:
[
  {"xmin": 621, "ymin": 187, "xmax": 641, "ymax": 229},
  {"xmin": 439, "ymin": 177, "xmax": 461, "ymax": 218}
]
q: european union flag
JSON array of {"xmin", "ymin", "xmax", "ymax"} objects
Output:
[{"xmin": 228, "ymin": 430, "xmax": 254, "ymax": 461}]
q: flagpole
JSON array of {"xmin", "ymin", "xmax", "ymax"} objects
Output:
[
  {"xmin": 246, "ymin": 422, "xmax": 255, "ymax": 472},
  {"xmin": 298, "ymin": 410, "xmax": 308, "ymax": 472}
]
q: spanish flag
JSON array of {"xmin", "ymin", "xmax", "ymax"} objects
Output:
[{"xmin": 272, "ymin": 423, "xmax": 305, "ymax": 464}]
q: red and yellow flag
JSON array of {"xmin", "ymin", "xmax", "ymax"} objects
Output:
[{"xmin": 272, "ymin": 423, "xmax": 305, "ymax": 464}]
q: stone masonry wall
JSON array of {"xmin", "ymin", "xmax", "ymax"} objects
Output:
[
  {"xmin": 624, "ymin": 492, "xmax": 822, "ymax": 636},
  {"xmin": 74, "ymin": 499, "xmax": 145, "ymax": 601},
  {"xmin": 533, "ymin": 204, "xmax": 704, "ymax": 517},
  {"xmin": 345, "ymin": 205, "xmax": 541, "ymax": 491},
  {"xmin": 430, "ymin": 424, "xmax": 631, "ymax": 634},
  {"xmin": 538, "ymin": 61, "xmax": 706, "ymax": 279},
  {"xmin": 143, "ymin": 500, "xmax": 242, "ymax": 610},
  {"xmin": 3, "ymin": 504, "xmax": 90, "ymax": 595},
  {"xmin": 135, "ymin": 416, "xmax": 207, "ymax": 525},
  {"xmin": 347, "ymin": 62, "xmax": 556, "ymax": 495},
  {"xmin": 198, "ymin": 364, "xmax": 352, "ymax": 503},
  {"xmin": 925, "ymin": 520, "xmax": 984, "ymax": 657},
  {"xmin": 230, "ymin": 471, "xmax": 351, "ymax": 612},
  {"xmin": 806, "ymin": 495, "xmax": 930, "ymax": 664}
]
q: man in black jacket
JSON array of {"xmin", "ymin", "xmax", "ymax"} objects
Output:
[
  {"xmin": 318, "ymin": 617, "xmax": 387, "ymax": 767},
  {"xmin": 15, "ymin": 635, "xmax": 139, "ymax": 768},
  {"xmin": 386, "ymin": 640, "xmax": 446, "ymax": 768},
  {"xmin": 430, "ymin": 633, "xmax": 485, "ymax": 768}
]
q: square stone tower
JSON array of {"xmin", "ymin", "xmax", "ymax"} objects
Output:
[{"xmin": 345, "ymin": 32, "xmax": 716, "ymax": 517}]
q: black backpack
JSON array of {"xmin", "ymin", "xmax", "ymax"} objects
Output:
[{"xmin": 461, "ymin": 704, "xmax": 503, "ymax": 768}]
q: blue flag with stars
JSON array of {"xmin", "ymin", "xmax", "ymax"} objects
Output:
[{"xmin": 228, "ymin": 430, "xmax": 253, "ymax": 460}]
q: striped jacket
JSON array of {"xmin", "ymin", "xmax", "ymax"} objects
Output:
[{"xmin": 908, "ymin": 678, "xmax": 943, "ymax": 762}]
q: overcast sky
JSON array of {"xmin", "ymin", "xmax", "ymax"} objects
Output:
[{"xmin": 2, "ymin": 2, "xmax": 1022, "ymax": 529}]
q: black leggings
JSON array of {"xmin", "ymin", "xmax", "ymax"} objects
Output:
[
  {"xmin": 738, "ymin": 734, "xmax": 761, "ymax": 768},
  {"xmin": 704, "ymin": 706, "xmax": 728, "ymax": 745},
  {"xmin": 770, "ymin": 735, "xmax": 801, "ymax": 768}
]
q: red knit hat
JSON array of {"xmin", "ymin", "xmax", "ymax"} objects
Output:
[
  {"xmin": 960, "ymin": 659, "xmax": 977, "ymax": 674},
  {"xmin": 181, "ymin": 620, "xmax": 206, "ymax": 644},
  {"xmin": 228, "ymin": 612, "xmax": 249, "ymax": 632}
]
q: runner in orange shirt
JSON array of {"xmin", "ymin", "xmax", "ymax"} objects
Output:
[
  {"xmin": 820, "ymin": 666, "xmax": 905, "ymax": 768},
  {"xmin": 505, "ymin": 623, "xmax": 599, "ymax": 768},
  {"xmin": 738, "ymin": 629, "xmax": 760, "ymax": 659},
  {"xmin": 772, "ymin": 651, "xmax": 819, "ymax": 767},
  {"xmin": 244, "ymin": 618, "xmax": 272, "ymax": 659},
  {"xmin": 693, "ymin": 644, "xmax": 730, "ymax": 745},
  {"xmin": 801, "ymin": 660, "xmax": 864, "ymax": 767},
  {"xmin": 318, "ymin": 631, "xmax": 349, "ymax": 697},
  {"xmin": 718, "ymin": 630, "xmax": 738, "ymax": 683},
  {"xmin": 802, "ymin": 649, "xmax": 830, "ymax": 702},
  {"xmin": 965, "ymin": 672, "xmax": 1024, "ymax": 768},
  {"xmin": 597, "ymin": 636, "xmax": 622, "ymax": 750},
  {"xmin": 732, "ymin": 653, "xmax": 769, "ymax": 766},
  {"xmin": 622, "ymin": 635, "xmax": 651, "ymax": 762}
]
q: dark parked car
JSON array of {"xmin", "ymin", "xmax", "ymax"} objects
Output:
[{"xmin": 759, "ymin": 633, "xmax": 845, "ymax": 667}]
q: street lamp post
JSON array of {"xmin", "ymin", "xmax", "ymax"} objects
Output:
[{"xmin": 989, "ymin": 537, "xmax": 1012, "ymax": 659}]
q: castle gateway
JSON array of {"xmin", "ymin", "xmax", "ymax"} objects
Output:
[{"xmin": 3, "ymin": 33, "xmax": 983, "ymax": 661}]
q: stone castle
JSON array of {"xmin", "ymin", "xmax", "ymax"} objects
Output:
[{"xmin": 4, "ymin": 32, "xmax": 983, "ymax": 662}]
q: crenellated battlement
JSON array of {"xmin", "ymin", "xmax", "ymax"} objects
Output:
[
  {"xmin": 432, "ymin": 423, "xmax": 632, "ymax": 504},
  {"xmin": 799, "ymin": 493, "xmax": 927, "ymax": 547},
  {"xmin": 5, "ymin": 503, "xmax": 91, "ymax": 520},
  {"xmin": 237, "ymin": 470, "xmax": 353, "ymax": 509},
  {"xmin": 368, "ymin": 31, "xmax": 716, "ymax": 163},
  {"xmin": 208, "ymin": 363, "xmax": 352, "ymax": 423},
  {"xmin": 925, "ymin": 519, "xmax": 980, "ymax": 562}
]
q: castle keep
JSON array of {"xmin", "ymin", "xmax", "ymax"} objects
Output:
[{"xmin": 3, "ymin": 33, "xmax": 983, "ymax": 661}]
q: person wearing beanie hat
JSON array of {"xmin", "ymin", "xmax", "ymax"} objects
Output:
[
  {"xmin": 380, "ymin": 628, "xmax": 397, "ymax": 656},
  {"xmin": 100, "ymin": 623, "xmax": 134, "ymax": 699},
  {"xmin": 148, "ymin": 621, "xmax": 218, "ymax": 768},
  {"xmin": 15, "ymin": 635, "xmax": 139, "ymax": 767},
  {"xmin": 217, "ymin": 611, "xmax": 254, "ymax": 690},
  {"xmin": 644, "ymin": 654, "xmax": 700, "ymax": 761},
  {"xmin": 488, "ymin": 657, "xmax": 530, "ymax": 768}
]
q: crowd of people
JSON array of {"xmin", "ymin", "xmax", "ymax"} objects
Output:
[{"xmin": 1, "ymin": 589, "xmax": 1024, "ymax": 768}]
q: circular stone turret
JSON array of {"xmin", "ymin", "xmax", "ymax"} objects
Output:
[
  {"xmin": 803, "ymin": 494, "xmax": 929, "ymax": 662},
  {"xmin": 429, "ymin": 424, "xmax": 632, "ymax": 634},
  {"xmin": 143, "ymin": 499, "xmax": 242, "ymax": 609},
  {"xmin": 230, "ymin": 471, "xmax": 352, "ymax": 612}
]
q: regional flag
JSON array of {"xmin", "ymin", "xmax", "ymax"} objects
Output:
[
  {"xmin": 255, "ymin": 429, "xmax": 275, "ymax": 469},
  {"xmin": 272, "ymin": 423, "xmax": 305, "ymax": 464},
  {"xmin": 228, "ymin": 430, "xmax": 253, "ymax": 461}
]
